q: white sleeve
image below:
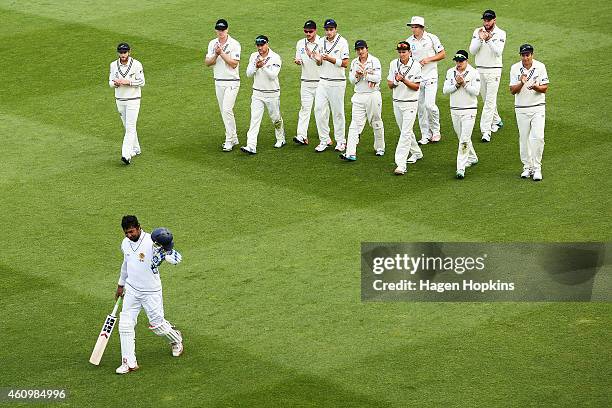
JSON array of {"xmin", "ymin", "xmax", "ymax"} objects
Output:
[
  {"xmin": 109, "ymin": 63, "xmax": 116, "ymax": 88},
  {"xmin": 538, "ymin": 64, "xmax": 549, "ymax": 85},
  {"xmin": 348, "ymin": 60, "xmax": 358, "ymax": 84},
  {"xmin": 262, "ymin": 55, "xmax": 281, "ymax": 79},
  {"xmin": 469, "ymin": 29, "xmax": 482, "ymax": 55},
  {"xmin": 489, "ymin": 31, "xmax": 506, "ymax": 57},
  {"xmin": 465, "ymin": 72, "xmax": 481, "ymax": 96},
  {"xmin": 431, "ymin": 33, "xmax": 444, "ymax": 53},
  {"xmin": 442, "ymin": 70, "xmax": 456, "ymax": 94},
  {"xmin": 118, "ymin": 244, "xmax": 128, "ymax": 286},
  {"xmin": 366, "ymin": 57, "xmax": 382, "ymax": 84},
  {"xmin": 232, "ymin": 41, "xmax": 241, "ymax": 61},
  {"xmin": 509, "ymin": 65, "xmax": 520, "ymax": 86},
  {"xmin": 387, "ymin": 61, "xmax": 396, "ymax": 82},
  {"xmin": 295, "ymin": 41, "xmax": 301, "ymax": 61},
  {"xmin": 340, "ymin": 38, "xmax": 350, "ymax": 60},
  {"xmin": 205, "ymin": 40, "xmax": 216, "ymax": 58},
  {"xmin": 130, "ymin": 61, "xmax": 145, "ymax": 87},
  {"xmin": 246, "ymin": 53, "xmax": 257, "ymax": 77},
  {"xmin": 410, "ymin": 64, "xmax": 422, "ymax": 83}
]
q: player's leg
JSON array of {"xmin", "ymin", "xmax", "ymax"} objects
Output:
[
  {"xmin": 314, "ymin": 84, "xmax": 332, "ymax": 149},
  {"xmin": 125, "ymin": 100, "xmax": 140, "ymax": 157},
  {"xmin": 296, "ymin": 82, "xmax": 315, "ymax": 143},
  {"xmin": 479, "ymin": 72, "xmax": 491, "ymax": 138},
  {"xmin": 142, "ymin": 293, "xmax": 183, "ymax": 356},
  {"xmin": 215, "ymin": 84, "xmax": 230, "ymax": 144},
  {"xmin": 425, "ymin": 79, "xmax": 441, "ymax": 141},
  {"xmin": 266, "ymin": 97, "xmax": 285, "ymax": 147},
  {"xmin": 529, "ymin": 109, "xmax": 546, "ymax": 180},
  {"xmin": 367, "ymin": 92, "xmax": 385, "ymax": 155},
  {"xmin": 403, "ymin": 104, "xmax": 422, "ymax": 159},
  {"xmin": 463, "ymin": 112, "xmax": 478, "ymax": 168},
  {"xmin": 491, "ymin": 73, "xmax": 503, "ymax": 130},
  {"xmin": 117, "ymin": 289, "xmax": 142, "ymax": 373},
  {"xmin": 516, "ymin": 110, "xmax": 533, "ymax": 177},
  {"xmin": 329, "ymin": 84, "xmax": 347, "ymax": 150},
  {"xmin": 451, "ymin": 112, "xmax": 466, "ymax": 173},
  {"xmin": 417, "ymin": 82, "xmax": 430, "ymax": 144},
  {"xmin": 223, "ymin": 84, "xmax": 240, "ymax": 144},
  {"xmin": 244, "ymin": 95, "xmax": 265, "ymax": 152},
  {"xmin": 393, "ymin": 103, "xmax": 410, "ymax": 173},
  {"xmin": 344, "ymin": 94, "xmax": 367, "ymax": 158},
  {"xmin": 116, "ymin": 101, "xmax": 130, "ymax": 161}
]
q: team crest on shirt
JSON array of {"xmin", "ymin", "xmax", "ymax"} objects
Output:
[{"xmin": 138, "ymin": 253, "xmax": 145, "ymax": 262}]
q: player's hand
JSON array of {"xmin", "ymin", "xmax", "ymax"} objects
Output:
[
  {"xmin": 115, "ymin": 285, "xmax": 124, "ymax": 299},
  {"xmin": 214, "ymin": 44, "xmax": 222, "ymax": 55},
  {"xmin": 294, "ymin": 58, "xmax": 302, "ymax": 65},
  {"xmin": 455, "ymin": 75, "xmax": 465, "ymax": 86},
  {"xmin": 520, "ymin": 74, "xmax": 528, "ymax": 84},
  {"xmin": 395, "ymin": 73, "xmax": 404, "ymax": 83},
  {"xmin": 305, "ymin": 48, "xmax": 313, "ymax": 59},
  {"xmin": 368, "ymin": 81, "xmax": 376, "ymax": 89},
  {"xmin": 165, "ymin": 250, "xmax": 182, "ymax": 265},
  {"xmin": 420, "ymin": 58, "xmax": 429, "ymax": 66},
  {"xmin": 478, "ymin": 29, "xmax": 488, "ymax": 40},
  {"xmin": 322, "ymin": 53, "xmax": 331, "ymax": 62},
  {"xmin": 255, "ymin": 59, "xmax": 265, "ymax": 68}
]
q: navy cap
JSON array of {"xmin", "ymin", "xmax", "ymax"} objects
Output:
[
  {"xmin": 255, "ymin": 35, "xmax": 269, "ymax": 45},
  {"xmin": 519, "ymin": 43, "xmax": 534, "ymax": 54},
  {"xmin": 453, "ymin": 50, "xmax": 468, "ymax": 61},
  {"xmin": 354, "ymin": 39, "xmax": 368, "ymax": 49},
  {"xmin": 482, "ymin": 9, "xmax": 496, "ymax": 20},
  {"xmin": 324, "ymin": 18, "xmax": 337, "ymax": 28},
  {"xmin": 215, "ymin": 19, "xmax": 228, "ymax": 30},
  {"xmin": 117, "ymin": 42, "xmax": 130, "ymax": 52},
  {"xmin": 304, "ymin": 20, "xmax": 316, "ymax": 29}
]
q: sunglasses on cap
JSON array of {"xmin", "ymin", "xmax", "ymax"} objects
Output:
[
  {"xmin": 304, "ymin": 29, "xmax": 315, "ymax": 33},
  {"xmin": 255, "ymin": 39, "xmax": 268, "ymax": 45},
  {"xmin": 396, "ymin": 43, "xmax": 410, "ymax": 50}
]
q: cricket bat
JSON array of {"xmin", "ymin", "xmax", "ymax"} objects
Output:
[{"xmin": 89, "ymin": 297, "xmax": 122, "ymax": 365}]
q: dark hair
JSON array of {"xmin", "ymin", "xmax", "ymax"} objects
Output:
[{"xmin": 121, "ymin": 215, "xmax": 140, "ymax": 230}]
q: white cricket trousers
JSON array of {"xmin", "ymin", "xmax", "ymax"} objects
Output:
[
  {"xmin": 215, "ymin": 82, "xmax": 240, "ymax": 143},
  {"xmin": 451, "ymin": 110, "xmax": 478, "ymax": 171},
  {"xmin": 479, "ymin": 70, "xmax": 502, "ymax": 133},
  {"xmin": 116, "ymin": 99, "xmax": 140, "ymax": 159},
  {"xmin": 393, "ymin": 101, "xmax": 421, "ymax": 171},
  {"xmin": 314, "ymin": 82, "xmax": 346, "ymax": 145},
  {"xmin": 296, "ymin": 82, "xmax": 318, "ymax": 139},
  {"xmin": 516, "ymin": 106, "xmax": 545, "ymax": 172},
  {"xmin": 118, "ymin": 288, "xmax": 181, "ymax": 366},
  {"xmin": 417, "ymin": 78, "xmax": 441, "ymax": 138},
  {"xmin": 246, "ymin": 92, "xmax": 285, "ymax": 150},
  {"xmin": 345, "ymin": 92, "xmax": 384, "ymax": 156}
]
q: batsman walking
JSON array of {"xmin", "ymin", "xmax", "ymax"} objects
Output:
[{"xmin": 115, "ymin": 215, "xmax": 184, "ymax": 374}]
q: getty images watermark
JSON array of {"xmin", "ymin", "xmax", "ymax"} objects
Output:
[{"xmin": 361, "ymin": 243, "xmax": 611, "ymax": 302}]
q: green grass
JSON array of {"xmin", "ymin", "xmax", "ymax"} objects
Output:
[{"xmin": 1, "ymin": 0, "xmax": 611, "ymax": 407}]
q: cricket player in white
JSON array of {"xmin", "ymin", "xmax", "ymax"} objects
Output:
[
  {"xmin": 340, "ymin": 40, "xmax": 384, "ymax": 161},
  {"xmin": 115, "ymin": 216, "xmax": 183, "ymax": 374},
  {"xmin": 240, "ymin": 36, "xmax": 285, "ymax": 154},
  {"xmin": 109, "ymin": 43, "xmax": 145, "ymax": 165},
  {"xmin": 204, "ymin": 19, "xmax": 241, "ymax": 152},
  {"xmin": 313, "ymin": 18, "xmax": 350, "ymax": 152},
  {"xmin": 388, "ymin": 41, "xmax": 423, "ymax": 175},
  {"xmin": 293, "ymin": 20, "xmax": 321, "ymax": 146},
  {"xmin": 443, "ymin": 50, "xmax": 480, "ymax": 179},
  {"xmin": 406, "ymin": 16, "xmax": 445, "ymax": 144},
  {"xmin": 469, "ymin": 9, "xmax": 506, "ymax": 142},
  {"xmin": 510, "ymin": 44, "xmax": 549, "ymax": 181}
]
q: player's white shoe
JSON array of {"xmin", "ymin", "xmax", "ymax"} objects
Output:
[
  {"xmin": 532, "ymin": 170, "xmax": 543, "ymax": 181},
  {"xmin": 491, "ymin": 120, "xmax": 503, "ymax": 133},
  {"xmin": 520, "ymin": 169, "xmax": 533, "ymax": 179},
  {"xmin": 456, "ymin": 169, "xmax": 465, "ymax": 179},
  {"xmin": 171, "ymin": 330, "xmax": 183, "ymax": 357},
  {"xmin": 418, "ymin": 137, "xmax": 430, "ymax": 145},
  {"xmin": 394, "ymin": 167, "xmax": 406, "ymax": 175},
  {"xmin": 334, "ymin": 141, "xmax": 346, "ymax": 152},
  {"xmin": 406, "ymin": 153, "xmax": 423, "ymax": 164},
  {"xmin": 293, "ymin": 136, "xmax": 308, "ymax": 145},
  {"xmin": 222, "ymin": 140, "xmax": 239, "ymax": 152},
  {"xmin": 274, "ymin": 140, "xmax": 286, "ymax": 148},
  {"xmin": 132, "ymin": 149, "xmax": 141, "ymax": 156},
  {"xmin": 375, "ymin": 149, "xmax": 385, "ymax": 156},
  {"xmin": 430, "ymin": 134, "xmax": 441, "ymax": 142},
  {"xmin": 481, "ymin": 133, "xmax": 491, "ymax": 143},
  {"xmin": 240, "ymin": 146, "xmax": 257, "ymax": 155},
  {"xmin": 121, "ymin": 156, "xmax": 131, "ymax": 165},
  {"xmin": 116, "ymin": 358, "xmax": 139, "ymax": 374},
  {"xmin": 314, "ymin": 141, "xmax": 331, "ymax": 152}
]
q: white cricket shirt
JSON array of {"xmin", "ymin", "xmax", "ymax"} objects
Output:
[
  {"xmin": 295, "ymin": 36, "xmax": 321, "ymax": 83},
  {"xmin": 349, "ymin": 54, "xmax": 382, "ymax": 93},
  {"xmin": 206, "ymin": 35, "xmax": 241, "ymax": 82},
  {"xmin": 469, "ymin": 25, "xmax": 506, "ymax": 72},
  {"xmin": 442, "ymin": 64, "xmax": 481, "ymax": 110},
  {"xmin": 509, "ymin": 59, "xmax": 549, "ymax": 109},
  {"xmin": 118, "ymin": 231, "xmax": 162, "ymax": 292},
  {"xmin": 109, "ymin": 57, "xmax": 145, "ymax": 100},
  {"xmin": 406, "ymin": 32, "xmax": 444, "ymax": 80},
  {"xmin": 387, "ymin": 57, "xmax": 422, "ymax": 102},
  {"xmin": 317, "ymin": 34, "xmax": 350, "ymax": 86},
  {"xmin": 246, "ymin": 49, "xmax": 282, "ymax": 95}
]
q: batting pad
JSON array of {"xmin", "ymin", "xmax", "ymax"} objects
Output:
[{"xmin": 150, "ymin": 321, "xmax": 182, "ymax": 343}]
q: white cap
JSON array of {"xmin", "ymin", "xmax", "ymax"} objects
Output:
[{"xmin": 408, "ymin": 16, "xmax": 425, "ymax": 27}]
